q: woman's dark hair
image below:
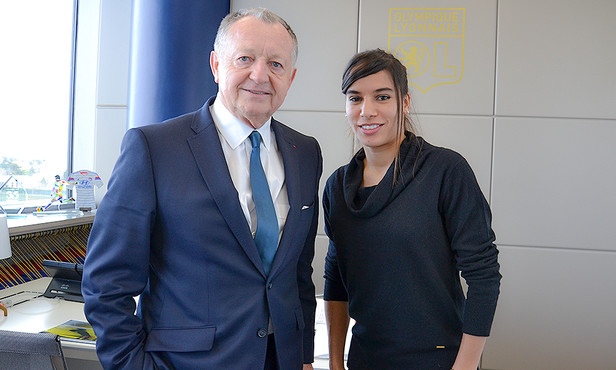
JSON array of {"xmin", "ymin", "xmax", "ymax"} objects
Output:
[{"xmin": 342, "ymin": 49, "xmax": 418, "ymax": 184}]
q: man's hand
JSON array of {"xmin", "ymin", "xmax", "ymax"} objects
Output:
[{"xmin": 303, "ymin": 364, "xmax": 314, "ymax": 370}]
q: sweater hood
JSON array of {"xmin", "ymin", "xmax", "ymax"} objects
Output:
[{"xmin": 342, "ymin": 132, "xmax": 424, "ymax": 218}]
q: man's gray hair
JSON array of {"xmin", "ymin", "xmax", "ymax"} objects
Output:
[{"xmin": 214, "ymin": 8, "xmax": 298, "ymax": 65}]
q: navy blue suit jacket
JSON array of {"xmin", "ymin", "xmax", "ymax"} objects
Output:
[{"xmin": 82, "ymin": 97, "xmax": 322, "ymax": 369}]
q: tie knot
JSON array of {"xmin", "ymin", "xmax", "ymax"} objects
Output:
[{"xmin": 250, "ymin": 131, "xmax": 261, "ymax": 149}]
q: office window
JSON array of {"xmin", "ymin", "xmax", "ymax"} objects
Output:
[{"xmin": 0, "ymin": 0, "xmax": 76, "ymax": 210}]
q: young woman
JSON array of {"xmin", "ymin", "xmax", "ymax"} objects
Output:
[{"xmin": 323, "ymin": 49, "xmax": 501, "ymax": 369}]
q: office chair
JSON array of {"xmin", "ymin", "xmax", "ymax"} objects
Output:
[{"xmin": 0, "ymin": 330, "xmax": 67, "ymax": 369}]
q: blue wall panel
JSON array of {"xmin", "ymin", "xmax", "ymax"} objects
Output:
[{"xmin": 127, "ymin": 0, "xmax": 230, "ymax": 128}]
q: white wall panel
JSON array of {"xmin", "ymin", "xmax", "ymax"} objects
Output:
[
  {"xmin": 417, "ymin": 115, "xmax": 493, "ymax": 199},
  {"xmin": 93, "ymin": 107, "xmax": 126, "ymax": 204},
  {"xmin": 96, "ymin": 0, "xmax": 131, "ymax": 106},
  {"xmin": 274, "ymin": 111, "xmax": 354, "ymax": 241},
  {"xmin": 496, "ymin": 0, "xmax": 616, "ymax": 119},
  {"xmin": 274, "ymin": 110, "xmax": 354, "ymax": 194},
  {"xmin": 232, "ymin": 0, "xmax": 358, "ymax": 112},
  {"xmin": 483, "ymin": 245, "xmax": 616, "ymax": 369},
  {"xmin": 359, "ymin": 0, "xmax": 497, "ymax": 115},
  {"xmin": 491, "ymin": 117, "xmax": 616, "ymax": 251}
]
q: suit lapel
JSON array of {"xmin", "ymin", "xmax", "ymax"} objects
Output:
[
  {"xmin": 269, "ymin": 120, "xmax": 302, "ymax": 276},
  {"xmin": 187, "ymin": 100, "xmax": 266, "ymax": 276}
]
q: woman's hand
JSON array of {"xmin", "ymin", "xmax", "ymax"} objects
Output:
[{"xmin": 451, "ymin": 333, "xmax": 487, "ymax": 370}]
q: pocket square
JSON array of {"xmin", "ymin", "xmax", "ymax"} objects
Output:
[{"xmin": 301, "ymin": 205, "xmax": 311, "ymax": 210}]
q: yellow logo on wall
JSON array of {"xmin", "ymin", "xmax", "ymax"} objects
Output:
[{"xmin": 389, "ymin": 8, "xmax": 465, "ymax": 93}]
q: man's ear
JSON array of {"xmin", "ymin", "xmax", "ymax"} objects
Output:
[
  {"xmin": 210, "ymin": 51, "xmax": 220, "ymax": 83},
  {"xmin": 290, "ymin": 67, "xmax": 297, "ymax": 85}
]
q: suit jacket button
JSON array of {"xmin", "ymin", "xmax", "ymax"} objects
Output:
[
  {"xmin": 268, "ymin": 282, "xmax": 273, "ymax": 289},
  {"xmin": 257, "ymin": 328, "xmax": 268, "ymax": 338}
]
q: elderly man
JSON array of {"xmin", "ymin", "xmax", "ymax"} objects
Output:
[{"xmin": 82, "ymin": 8, "xmax": 321, "ymax": 369}]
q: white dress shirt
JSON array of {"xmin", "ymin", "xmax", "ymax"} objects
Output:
[{"xmin": 210, "ymin": 94, "xmax": 290, "ymax": 245}]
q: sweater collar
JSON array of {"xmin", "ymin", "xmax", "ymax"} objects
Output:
[{"xmin": 343, "ymin": 132, "xmax": 422, "ymax": 218}]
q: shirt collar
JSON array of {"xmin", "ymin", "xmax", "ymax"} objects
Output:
[{"xmin": 211, "ymin": 93, "xmax": 274, "ymax": 150}]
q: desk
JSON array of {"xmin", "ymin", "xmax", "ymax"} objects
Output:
[
  {"xmin": 0, "ymin": 278, "xmax": 101, "ymax": 369},
  {"xmin": 0, "ymin": 279, "xmax": 339, "ymax": 369}
]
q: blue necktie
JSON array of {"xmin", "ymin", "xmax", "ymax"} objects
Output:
[{"xmin": 249, "ymin": 131, "xmax": 278, "ymax": 275}]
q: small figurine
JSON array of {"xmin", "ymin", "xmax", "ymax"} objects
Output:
[
  {"xmin": 37, "ymin": 175, "xmax": 72, "ymax": 212},
  {"xmin": 50, "ymin": 175, "xmax": 70, "ymax": 203}
]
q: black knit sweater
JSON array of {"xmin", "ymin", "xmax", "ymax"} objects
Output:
[{"xmin": 323, "ymin": 133, "xmax": 501, "ymax": 369}]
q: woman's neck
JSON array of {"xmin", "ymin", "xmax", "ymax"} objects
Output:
[{"xmin": 361, "ymin": 135, "xmax": 404, "ymax": 187}]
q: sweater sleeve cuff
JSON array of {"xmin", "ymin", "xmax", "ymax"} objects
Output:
[
  {"xmin": 462, "ymin": 301, "xmax": 498, "ymax": 336},
  {"xmin": 323, "ymin": 279, "xmax": 349, "ymax": 301}
]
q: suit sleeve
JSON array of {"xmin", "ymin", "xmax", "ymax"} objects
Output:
[
  {"xmin": 296, "ymin": 137, "xmax": 322, "ymax": 364},
  {"xmin": 82, "ymin": 128, "xmax": 157, "ymax": 369}
]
